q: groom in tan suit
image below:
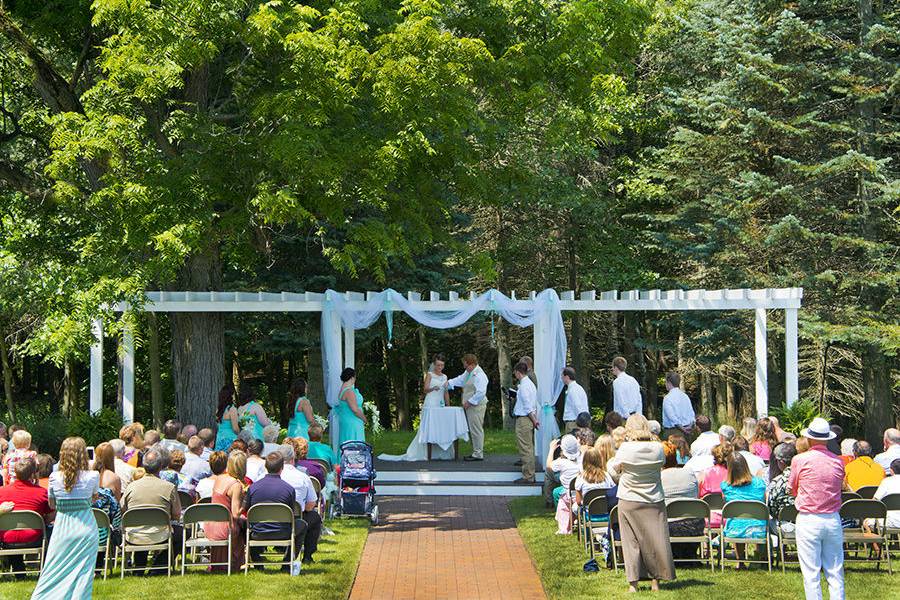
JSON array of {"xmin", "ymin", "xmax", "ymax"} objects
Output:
[{"xmin": 447, "ymin": 354, "xmax": 490, "ymax": 461}]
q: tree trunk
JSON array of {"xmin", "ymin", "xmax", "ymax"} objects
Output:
[
  {"xmin": 863, "ymin": 345, "xmax": 892, "ymax": 447},
  {"xmin": 417, "ymin": 326, "xmax": 428, "ymax": 375},
  {"xmin": 714, "ymin": 371, "xmax": 728, "ymax": 423},
  {"xmin": 306, "ymin": 347, "xmax": 327, "ymax": 416},
  {"xmin": 495, "ymin": 320, "xmax": 514, "ymax": 429},
  {"xmin": 0, "ymin": 334, "xmax": 15, "ymax": 421},
  {"xmin": 62, "ymin": 358, "xmax": 77, "ymax": 418},
  {"xmin": 147, "ymin": 313, "xmax": 164, "ymax": 430},
  {"xmin": 170, "ymin": 247, "xmax": 225, "ymax": 427},
  {"xmin": 700, "ymin": 371, "xmax": 714, "ymax": 420}
]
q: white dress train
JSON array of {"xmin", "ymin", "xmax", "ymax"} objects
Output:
[{"xmin": 378, "ymin": 372, "xmax": 455, "ymax": 461}]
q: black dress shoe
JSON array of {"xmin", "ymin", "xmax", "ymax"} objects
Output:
[
  {"xmin": 463, "ymin": 456, "xmax": 484, "ymax": 462},
  {"xmin": 514, "ymin": 477, "xmax": 536, "ymax": 484},
  {"xmin": 514, "ymin": 460, "xmax": 523, "ymax": 466}
]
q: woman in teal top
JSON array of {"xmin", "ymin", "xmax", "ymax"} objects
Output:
[
  {"xmin": 336, "ymin": 367, "xmax": 367, "ymax": 446},
  {"xmin": 214, "ymin": 384, "xmax": 240, "ymax": 451},
  {"xmin": 236, "ymin": 386, "xmax": 271, "ymax": 442},
  {"xmin": 721, "ymin": 453, "xmax": 767, "ymax": 569},
  {"xmin": 287, "ymin": 378, "xmax": 315, "ymax": 439}
]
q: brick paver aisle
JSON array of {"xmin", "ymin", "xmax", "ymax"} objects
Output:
[{"xmin": 349, "ymin": 496, "xmax": 546, "ymax": 600}]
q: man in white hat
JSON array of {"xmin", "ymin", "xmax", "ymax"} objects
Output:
[{"xmin": 789, "ymin": 417, "xmax": 846, "ymax": 600}]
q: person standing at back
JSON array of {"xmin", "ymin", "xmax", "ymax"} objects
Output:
[
  {"xmin": 512, "ymin": 362, "xmax": 540, "ymax": 484},
  {"xmin": 561, "ymin": 367, "xmax": 589, "ymax": 432},
  {"xmin": 611, "ymin": 356, "xmax": 642, "ymax": 417},
  {"xmin": 789, "ymin": 418, "xmax": 845, "ymax": 600},
  {"xmin": 661, "ymin": 372, "xmax": 694, "ymax": 440}
]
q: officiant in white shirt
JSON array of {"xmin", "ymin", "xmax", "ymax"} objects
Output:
[
  {"xmin": 513, "ymin": 362, "xmax": 540, "ymax": 483},
  {"xmin": 561, "ymin": 367, "xmax": 589, "ymax": 432},
  {"xmin": 611, "ymin": 356, "xmax": 642, "ymax": 417},
  {"xmin": 446, "ymin": 354, "xmax": 489, "ymax": 461},
  {"xmin": 661, "ymin": 371, "xmax": 695, "ymax": 439}
]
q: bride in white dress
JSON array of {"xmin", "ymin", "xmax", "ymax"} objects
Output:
[{"xmin": 378, "ymin": 354, "xmax": 454, "ymax": 461}]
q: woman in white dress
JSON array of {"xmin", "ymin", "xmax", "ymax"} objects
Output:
[{"xmin": 379, "ymin": 354, "xmax": 453, "ymax": 461}]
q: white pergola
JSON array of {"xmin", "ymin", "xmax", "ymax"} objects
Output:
[{"xmin": 94, "ymin": 287, "xmax": 802, "ymax": 424}]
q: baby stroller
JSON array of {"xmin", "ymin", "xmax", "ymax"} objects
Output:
[{"xmin": 334, "ymin": 440, "xmax": 378, "ymax": 524}]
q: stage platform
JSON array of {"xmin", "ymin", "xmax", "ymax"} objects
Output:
[{"xmin": 375, "ymin": 454, "xmax": 544, "ymax": 497}]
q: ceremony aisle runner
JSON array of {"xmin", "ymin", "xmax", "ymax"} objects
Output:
[{"xmin": 349, "ymin": 496, "xmax": 546, "ymax": 600}]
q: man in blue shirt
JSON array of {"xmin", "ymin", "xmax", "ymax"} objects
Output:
[{"xmin": 243, "ymin": 452, "xmax": 316, "ymax": 568}]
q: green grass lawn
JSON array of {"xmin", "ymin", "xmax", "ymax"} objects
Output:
[
  {"xmin": 0, "ymin": 517, "xmax": 368, "ymax": 600},
  {"xmin": 371, "ymin": 428, "xmax": 518, "ymax": 456},
  {"xmin": 509, "ymin": 496, "xmax": 897, "ymax": 599}
]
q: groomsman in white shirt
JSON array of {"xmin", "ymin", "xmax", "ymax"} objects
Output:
[
  {"xmin": 561, "ymin": 367, "xmax": 589, "ymax": 432},
  {"xmin": 512, "ymin": 362, "xmax": 540, "ymax": 483},
  {"xmin": 611, "ymin": 356, "xmax": 642, "ymax": 417},
  {"xmin": 446, "ymin": 354, "xmax": 490, "ymax": 461},
  {"xmin": 661, "ymin": 371, "xmax": 695, "ymax": 439}
]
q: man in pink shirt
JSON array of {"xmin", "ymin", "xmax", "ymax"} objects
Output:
[{"xmin": 789, "ymin": 418, "xmax": 845, "ymax": 600}]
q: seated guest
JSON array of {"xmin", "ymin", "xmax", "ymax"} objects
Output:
[
  {"xmin": 229, "ymin": 439, "xmax": 248, "ymax": 454},
  {"xmin": 306, "ymin": 424, "xmax": 335, "ymax": 468},
  {"xmin": 244, "ymin": 452, "xmax": 319, "ymax": 568},
  {"xmin": 141, "ymin": 429, "xmax": 161, "ymax": 454},
  {"xmin": 873, "ymin": 459, "xmax": 900, "ymax": 531},
  {"xmin": 768, "ymin": 416, "xmax": 787, "ymax": 443},
  {"xmin": 732, "ymin": 436, "xmax": 767, "ymax": 479},
  {"xmin": 0, "ymin": 458, "xmax": 54, "ymax": 574},
  {"xmin": 660, "ymin": 441, "xmax": 703, "ymax": 559},
  {"xmin": 245, "ymin": 439, "xmax": 267, "ymax": 483},
  {"xmin": 161, "ymin": 449, "xmax": 196, "ymax": 495},
  {"xmin": 92, "ymin": 443, "xmax": 123, "ymax": 551},
  {"xmin": 181, "ymin": 424, "xmax": 198, "ymax": 443},
  {"xmin": 685, "ymin": 425, "xmax": 734, "ymax": 475},
  {"xmin": 826, "ymin": 424, "xmax": 843, "ymax": 456},
  {"xmin": 647, "ymin": 420, "xmax": 662, "ymax": 440},
  {"xmin": 197, "ymin": 428, "xmax": 215, "ymax": 460},
  {"xmin": 750, "ymin": 417, "xmax": 777, "ymax": 461},
  {"xmin": 159, "ymin": 420, "xmax": 187, "ymax": 453},
  {"xmin": 289, "ymin": 437, "xmax": 326, "ymax": 487},
  {"xmin": 2, "ymin": 430, "xmax": 37, "ymax": 485},
  {"xmin": 604, "ymin": 411, "xmax": 624, "ymax": 434},
  {"xmin": 563, "ymin": 446, "xmax": 616, "ymax": 555},
  {"xmin": 35, "ymin": 454, "xmax": 54, "ymax": 490},
  {"xmin": 740, "ymin": 417, "xmax": 757, "ymax": 441},
  {"xmin": 546, "ymin": 435, "xmax": 582, "ymax": 506},
  {"xmin": 119, "ymin": 423, "xmax": 144, "ymax": 466},
  {"xmin": 689, "ymin": 416, "xmax": 719, "ymax": 457},
  {"xmin": 766, "ymin": 442, "xmax": 797, "ymax": 533},
  {"xmin": 611, "ymin": 427, "xmax": 626, "ymax": 450},
  {"xmin": 874, "ymin": 428, "xmax": 900, "ymax": 474},
  {"xmin": 121, "ymin": 447, "xmax": 183, "ymax": 574},
  {"xmin": 839, "ymin": 438, "xmax": 857, "ymax": 466},
  {"xmin": 844, "ymin": 440, "xmax": 885, "ymax": 491},
  {"xmin": 721, "ymin": 453, "xmax": 767, "ymax": 567},
  {"xmin": 196, "ymin": 451, "xmax": 228, "ymax": 501},
  {"xmin": 182, "ymin": 436, "xmax": 213, "ymax": 483},
  {"xmin": 573, "ymin": 426, "xmax": 597, "ymax": 453},
  {"xmin": 205, "ymin": 450, "xmax": 246, "ymax": 572},
  {"xmin": 667, "ymin": 433, "xmax": 691, "ymax": 466},
  {"xmin": 109, "ymin": 439, "xmax": 135, "ymax": 488},
  {"xmin": 262, "ymin": 425, "xmax": 282, "ymax": 456},
  {"xmin": 698, "ymin": 442, "xmax": 732, "ymax": 529}
]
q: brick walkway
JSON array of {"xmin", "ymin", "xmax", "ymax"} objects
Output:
[{"xmin": 349, "ymin": 496, "xmax": 546, "ymax": 600}]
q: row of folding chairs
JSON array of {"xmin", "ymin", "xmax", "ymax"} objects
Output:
[{"xmin": 573, "ymin": 488, "xmax": 899, "ymax": 575}]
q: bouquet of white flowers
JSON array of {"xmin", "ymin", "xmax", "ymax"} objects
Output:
[
  {"xmin": 363, "ymin": 401, "xmax": 382, "ymax": 435},
  {"xmin": 313, "ymin": 414, "xmax": 329, "ymax": 431}
]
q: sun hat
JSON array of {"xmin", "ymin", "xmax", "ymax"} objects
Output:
[
  {"xmin": 561, "ymin": 434, "xmax": 580, "ymax": 460},
  {"xmin": 801, "ymin": 417, "xmax": 836, "ymax": 441}
]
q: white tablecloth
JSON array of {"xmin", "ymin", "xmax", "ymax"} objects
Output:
[{"xmin": 418, "ymin": 406, "xmax": 469, "ymax": 450}]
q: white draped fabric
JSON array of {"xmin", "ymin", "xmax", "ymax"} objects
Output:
[{"xmin": 321, "ymin": 289, "xmax": 565, "ymax": 459}]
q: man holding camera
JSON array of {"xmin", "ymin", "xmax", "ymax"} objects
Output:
[{"xmin": 513, "ymin": 362, "xmax": 540, "ymax": 484}]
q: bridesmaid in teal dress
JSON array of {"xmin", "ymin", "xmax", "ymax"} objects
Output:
[
  {"xmin": 32, "ymin": 437, "xmax": 99, "ymax": 600},
  {"xmin": 287, "ymin": 378, "xmax": 315, "ymax": 439},
  {"xmin": 236, "ymin": 386, "xmax": 272, "ymax": 442},
  {"xmin": 214, "ymin": 384, "xmax": 240, "ymax": 451},
  {"xmin": 337, "ymin": 368, "xmax": 367, "ymax": 445}
]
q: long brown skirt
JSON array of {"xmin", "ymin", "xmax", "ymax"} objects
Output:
[{"xmin": 618, "ymin": 499, "xmax": 676, "ymax": 582}]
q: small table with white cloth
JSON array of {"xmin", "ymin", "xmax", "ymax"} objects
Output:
[{"xmin": 418, "ymin": 406, "xmax": 470, "ymax": 460}]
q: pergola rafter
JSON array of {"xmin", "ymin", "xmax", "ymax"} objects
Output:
[{"xmin": 92, "ymin": 287, "xmax": 802, "ymax": 426}]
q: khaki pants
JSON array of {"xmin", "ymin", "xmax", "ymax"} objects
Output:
[
  {"xmin": 515, "ymin": 417, "xmax": 535, "ymax": 479},
  {"xmin": 465, "ymin": 401, "xmax": 487, "ymax": 458},
  {"xmin": 564, "ymin": 420, "xmax": 577, "ymax": 433}
]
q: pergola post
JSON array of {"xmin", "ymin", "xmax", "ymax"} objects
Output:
[
  {"xmin": 323, "ymin": 308, "xmax": 344, "ymax": 455},
  {"xmin": 754, "ymin": 308, "xmax": 768, "ymax": 417},
  {"xmin": 785, "ymin": 307, "xmax": 799, "ymax": 407},
  {"xmin": 89, "ymin": 318, "xmax": 104, "ymax": 414},
  {"xmin": 122, "ymin": 324, "xmax": 135, "ymax": 424},
  {"xmin": 343, "ymin": 325, "xmax": 355, "ymax": 368},
  {"xmin": 532, "ymin": 306, "xmax": 551, "ymax": 461}
]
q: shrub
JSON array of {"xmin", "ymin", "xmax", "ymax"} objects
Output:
[
  {"xmin": 8, "ymin": 407, "xmax": 68, "ymax": 456},
  {"xmin": 67, "ymin": 408, "xmax": 124, "ymax": 447},
  {"xmin": 771, "ymin": 400, "xmax": 827, "ymax": 436}
]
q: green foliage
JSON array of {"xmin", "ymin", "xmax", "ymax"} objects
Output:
[
  {"xmin": 771, "ymin": 400, "xmax": 827, "ymax": 437},
  {"xmin": 6, "ymin": 407, "xmax": 69, "ymax": 457},
  {"xmin": 67, "ymin": 408, "xmax": 124, "ymax": 447}
]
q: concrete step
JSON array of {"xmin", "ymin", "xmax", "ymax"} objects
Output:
[
  {"xmin": 377, "ymin": 471, "xmax": 545, "ymax": 484},
  {"xmin": 378, "ymin": 483, "xmax": 541, "ymax": 497}
]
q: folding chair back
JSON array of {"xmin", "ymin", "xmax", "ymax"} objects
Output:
[
  {"xmin": 309, "ymin": 459, "xmax": 331, "ymax": 475},
  {"xmin": 0, "ymin": 510, "xmax": 46, "ymax": 577},
  {"xmin": 777, "ymin": 504, "xmax": 799, "ymax": 572},
  {"xmin": 841, "ymin": 491, "xmax": 862, "ymax": 504},
  {"xmin": 245, "ymin": 502, "xmax": 296, "ymax": 573},
  {"xmin": 666, "ymin": 499, "xmax": 713, "ymax": 570},
  {"xmin": 608, "ymin": 505, "xmax": 624, "ymax": 572},
  {"xmin": 581, "ymin": 490, "xmax": 609, "ymax": 559},
  {"xmin": 92, "ymin": 508, "xmax": 113, "ymax": 580},
  {"xmin": 120, "ymin": 507, "xmax": 173, "ymax": 578},
  {"xmin": 181, "ymin": 503, "xmax": 232, "ymax": 575},
  {"xmin": 839, "ymin": 499, "xmax": 892, "ymax": 573},
  {"xmin": 311, "ymin": 478, "xmax": 322, "ymax": 498},
  {"xmin": 881, "ymin": 493, "xmax": 900, "ymax": 512},
  {"xmin": 840, "ymin": 498, "xmax": 886, "ymax": 522},
  {"xmin": 720, "ymin": 500, "xmax": 771, "ymax": 572},
  {"xmin": 702, "ymin": 492, "xmax": 724, "ymax": 511},
  {"xmin": 856, "ymin": 485, "xmax": 879, "ymax": 500},
  {"xmin": 178, "ymin": 491, "xmax": 194, "ymax": 509}
]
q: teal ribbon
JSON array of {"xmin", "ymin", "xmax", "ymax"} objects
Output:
[{"xmin": 384, "ymin": 294, "xmax": 394, "ymax": 348}]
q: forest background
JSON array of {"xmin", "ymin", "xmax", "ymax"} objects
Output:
[{"xmin": 0, "ymin": 0, "xmax": 897, "ymax": 451}]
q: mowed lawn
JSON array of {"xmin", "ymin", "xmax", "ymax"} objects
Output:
[
  {"xmin": 372, "ymin": 428, "xmax": 518, "ymax": 456},
  {"xmin": 509, "ymin": 496, "xmax": 897, "ymax": 600},
  {"xmin": 0, "ymin": 517, "xmax": 368, "ymax": 600}
]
